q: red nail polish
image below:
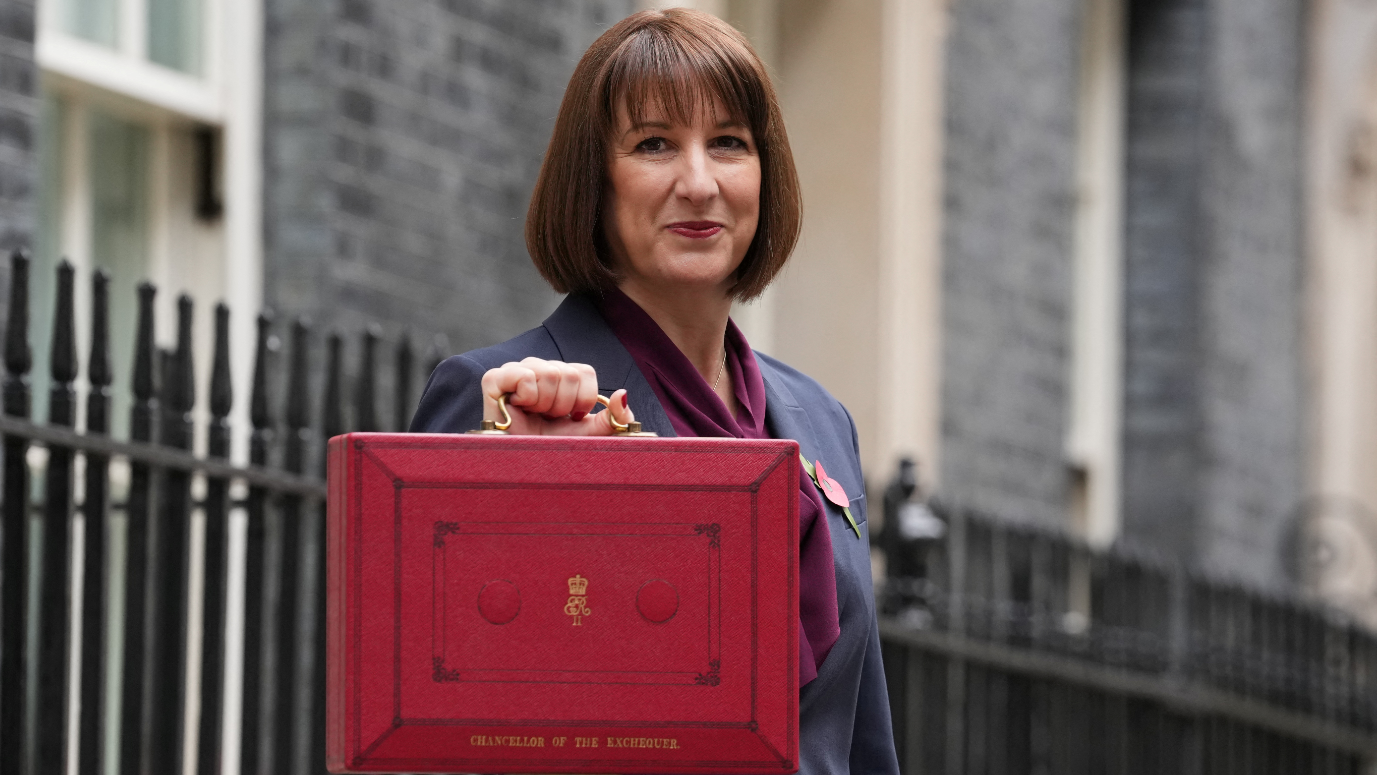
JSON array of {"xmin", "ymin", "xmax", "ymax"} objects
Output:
[
  {"xmin": 619, "ymin": 393, "xmax": 628, "ymax": 410},
  {"xmin": 571, "ymin": 412, "xmax": 587, "ymax": 421}
]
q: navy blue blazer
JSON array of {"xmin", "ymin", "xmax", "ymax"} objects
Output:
[{"xmin": 410, "ymin": 295, "xmax": 900, "ymax": 774}]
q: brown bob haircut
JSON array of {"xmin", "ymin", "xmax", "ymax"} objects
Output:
[{"xmin": 525, "ymin": 8, "xmax": 801, "ymax": 301}]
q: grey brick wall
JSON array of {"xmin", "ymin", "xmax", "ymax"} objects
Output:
[
  {"xmin": 0, "ymin": 0, "xmax": 35, "ymax": 261},
  {"xmin": 263, "ymin": 0, "xmax": 633, "ymax": 427},
  {"xmin": 1121, "ymin": 0, "xmax": 1306, "ymax": 588},
  {"xmin": 938, "ymin": 0, "xmax": 1082, "ymax": 525}
]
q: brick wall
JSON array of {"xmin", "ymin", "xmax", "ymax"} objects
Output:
[
  {"xmin": 938, "ymin": 0, "xmax": 1082, "ymax": 525},
  {"xmin": 0, "ymin": 0, "xmax": 35, "ymax": 262},
  {"xmin": 262, "ymin": 0, "xmax": 633, "ymax": 426},
  {"xmin": 1121, "ymin": 0, "xmax": 1306, "ymax": 588}
]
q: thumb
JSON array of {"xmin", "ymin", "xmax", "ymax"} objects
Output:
[{"xmin": 584, "ymin": 389, "xmax": 635, "ymax": 436}]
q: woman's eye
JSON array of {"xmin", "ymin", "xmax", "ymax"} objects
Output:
[
  {"xmin": 711, "ymin": 135, "xmax": 749, "ymax": 152},
  {"xmin": 636, "ymin": 137, "xmax": 669, "ymax": 153}
]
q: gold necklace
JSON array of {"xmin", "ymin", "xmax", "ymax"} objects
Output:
[{"xmin": 711, "ymin": 349, "xmax": 728, "ymax": 391}]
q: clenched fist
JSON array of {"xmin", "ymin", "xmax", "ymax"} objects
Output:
[{"xmin": 480, "ymin": 357, "xmax": 635, "ymax": 436}]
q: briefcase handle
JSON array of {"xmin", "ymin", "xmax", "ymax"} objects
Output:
[{"xmin": 469, "ymin": 392, "xmax": 657, "ymax": 436}]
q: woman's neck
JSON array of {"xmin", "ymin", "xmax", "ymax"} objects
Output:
[{"xmin": 617, "ymin": 279, "xmax": 732, "ymax": 382}]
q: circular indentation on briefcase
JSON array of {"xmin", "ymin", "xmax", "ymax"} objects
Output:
[
  {"xmin": 636, "ymin": 580, "xmax": 678, "ymax": 623},
  {"xmin": 478, "ymin": 581, "xmax": 521, "ymax": 624}
]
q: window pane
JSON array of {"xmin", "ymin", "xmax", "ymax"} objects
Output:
[
  {"xmin": 147, "ymin": 0, "xmax": 202, "ymax": 75},
  {"xmin": 89, "ymin": 108, "xmax": 151, "ymax": 441},
  {"xmin": 60, "ymin": 0, "xmax": 119, "ymax": 48}
]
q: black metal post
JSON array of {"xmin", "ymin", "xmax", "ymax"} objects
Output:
[
  {"xmin": 0, "ymin": 250, "xmax": 32, "ymax": 774},
  {"xmin": 148, "ymin": 295, "xmax": 195, "ymax": 775},
  {"xmin": 314, "ymin": 332, "xmax": 345, "ymax": 772},
  {"xmin": 355, "ymin": 324, "xmax": 379, "ymax": 433},
  {"xmin": 394, "ymin": 332, "xmax": 412, "ymax": 432},
  {"xmin": 35, "ymin": 260, "xmax": 77, "ymax": 769},
  {"xmin": 274, "ymin": 318, "xmax": 310, "ymax": 773},
  {"xmin": 78, "ymin": 270, "xmax": 111, "ymax": 775},
  {"xmin": 197, "ymin": 302, "xmax": 233, "ymax": 775},
  {"xmin": 120, "ymin": 282, "xmax": 158, "ymax": 775},
  {"xmin": 240, "ymin": 312, "xmax": 275, "ymax": 774}
]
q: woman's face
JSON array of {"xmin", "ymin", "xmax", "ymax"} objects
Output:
[{"xmin": 602, "ymin": 97, "xmax": 761, "ymax": 297}]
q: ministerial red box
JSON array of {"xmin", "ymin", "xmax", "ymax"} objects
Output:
[{"xmin": 326, "ymin": 433, "xmax": 799, "ymax": 773}]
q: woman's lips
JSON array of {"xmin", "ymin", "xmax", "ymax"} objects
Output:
[{"xmin": 667, "ymin": 221, "xmax": 723, "ymax": 239}]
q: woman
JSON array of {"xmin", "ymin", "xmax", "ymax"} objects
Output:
[{"xmin": 411, "ymin": 9, "xmax": 899, "ymax": 772}]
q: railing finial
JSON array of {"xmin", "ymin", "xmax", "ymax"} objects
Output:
[
  {"xmin": 394, "ymin": 330, "xmax": 413, "ymax": 431},
  {"xmin": 210, "ymin": 303, "xmax": 232, "ymax": 421},
  {"xmin": 130, "ymin": 283, "xmax": 158, "ymax": 443},
  {"xmin": 251, "ymin": 311, "xmax": 275, "ymax": 433},
  {"xmin": 50, "ymin": 261, "xmax": 76, "ymax": 386},
  {"xmin": 284, "ymin": 318, "xmax": 311, "ymax": 475},
  {"xmin": 4, "ymin": 250, "xmax": 32, "ymax": 417},
  {"xmin": 354, "ymin": 324, "xmax": 381, "ymax": 433},
  {"xmin": 322, "ymin": 331, "xmax": 345, "ymax": 470},
  {"xmin": 88, "ymin": 271, "xmax": 111, "ymax": 390}
]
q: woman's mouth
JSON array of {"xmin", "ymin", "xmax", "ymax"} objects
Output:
[{"xmin": 667, "ymin": 221, "xmax": 723, "ymax": 239}]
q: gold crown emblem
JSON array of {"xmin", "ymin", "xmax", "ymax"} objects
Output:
[{"xmin": 567, "ymin": 574, "xmax": 588, "ymax": 596}]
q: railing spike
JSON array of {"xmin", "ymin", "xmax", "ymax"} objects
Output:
[
  {"xmin": 285, "ymin": 318, "xmax": 311, "ymax": 473},
  {"xmin": 88, "ymin": 271, "xmax": 111, "ymax": 389},
  {"xmin": 49, "ymin": 260, "xmax": 76, "ymax": 389},
  {"xmin": 241, "ymin": 309, "xmax": 275, "ymax": 774},
  {"xmin": 132, "ymin": 283, "xmax": 157, "ymax": 410},
  {"xmin": 354, "ymin": 324, "xmax": 380, "ymax": 433},
  {"xmin": 169, "ymin": 295, "xmax": 195, "ymax": 416},
  {"xmin": 1, "ymin": 250, "xmax": 31, "ymax": 773},
  {"xmin": 394, "ymin": 330, "xmax": 413, "ymax": 432},
  {"xmin": 199, "ymin": 301, "xmax": 233, "ymax": 774},
  {"xmin": 286, "ymin": 318, "xmax": 311, "ymax": 436},
  {"xmin": 119, "ymin": 280, "xmax": 157, "ymax": 774},
  {"xmin": 35, "ymin": 259, "xmax": 77, "ymax": 769},
  {"xmin": 78, "ymin": 268, "xmax": 111, "ymax": 773},
  {"xmin": 251, "ymin": 311, "xmax": 275, "ymax": 437},
  {"xmin": 273, "ymin": 317, "xmax": 312, "ymax": 775},
  {"xmin": 323, "ymin": 332, "xmax": 345, "ymax": 443},
  {"xmin": 148, "ymin": 298, "xmax": 195, "ymax": 768},
  {"xmin": 210, "ymin": 303, "xmax": 232, "ymax": 423},
  {"xmin": 4, "ymin": 250, "xmax": 32, "ymax": 385}
]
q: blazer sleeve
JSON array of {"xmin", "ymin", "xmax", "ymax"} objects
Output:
[
  {"xmin": 844, "ymin": 406, "xmax": 901, "ymax": 775},
  {"xmin": 409, "ymin": 354, "xmax": 487, "ymax": 434}
]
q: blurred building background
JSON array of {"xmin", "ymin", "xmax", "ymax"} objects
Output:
[{"xmin": 0, "ymin": 0, "xmax": 1375, "ymax": 685}]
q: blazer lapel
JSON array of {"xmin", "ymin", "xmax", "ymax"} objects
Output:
[{"xmin": 541, "ymin": 295, "xmax": 677, "ymax": 437}]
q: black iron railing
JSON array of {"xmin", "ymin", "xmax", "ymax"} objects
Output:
[
  {"xmin": 3, "ymin": 242, "xmax": 1375, "ymax": 774},
  {"xmin": 0, "ymin": 250, "xmax": 439, "ymax": 774},
  {"xmin": 877, "ymin": 499, "xmax": 1377, "ymax": 774}
]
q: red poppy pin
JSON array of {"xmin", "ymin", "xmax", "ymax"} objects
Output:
[{"xmin": 800, "ymin": 454, "xmax": 861, "ymax": 538}]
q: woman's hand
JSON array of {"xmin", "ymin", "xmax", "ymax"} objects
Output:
[{"xmin": 480, "ymin": 357, "xmax": 635, "ymax": 436}]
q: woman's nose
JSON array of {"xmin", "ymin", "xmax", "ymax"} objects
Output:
[{"xmin": 673, "ymin": 144, "xmax": 718, "ymax": 204}]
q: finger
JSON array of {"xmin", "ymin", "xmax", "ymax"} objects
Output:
[
  {"xmin": 555, "ymin": 389, "xmax": 636, "ymax": 437},
  {"xmin": 594, "ymin": 388, "xmax": 635, "ymax": 433},
  {"xmin": 521, "ymin": 358, "xmax": 562, "ymax": 415},
  {"xmin": 481, "ymin": 364, "xmax": 537, "ymax": 422},
  {"xmin": 545, "ymin": 363, "xmax": 583, "ymax": 419},
  {"xmin": 570, "ymin": 364, "xmax": 599, "ymax": 421}
]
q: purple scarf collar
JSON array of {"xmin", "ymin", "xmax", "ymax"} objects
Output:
[{"xmin": 595, "ymin": 287, "xmax": 840, "ymax": 686}]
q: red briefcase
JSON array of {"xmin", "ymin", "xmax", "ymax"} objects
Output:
[{"xmin": 326, "ymin": 432, "xmax": 799, "ymax": 773}]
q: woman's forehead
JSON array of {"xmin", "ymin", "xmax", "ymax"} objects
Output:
[{"xmin": 612, "ymin": 83, "xmax": 748, "ymax": 131}]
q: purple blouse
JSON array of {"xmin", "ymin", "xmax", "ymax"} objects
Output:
[{"xmin": 596, "ymin": 287, "xmax": 840, "ymax": 687}]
